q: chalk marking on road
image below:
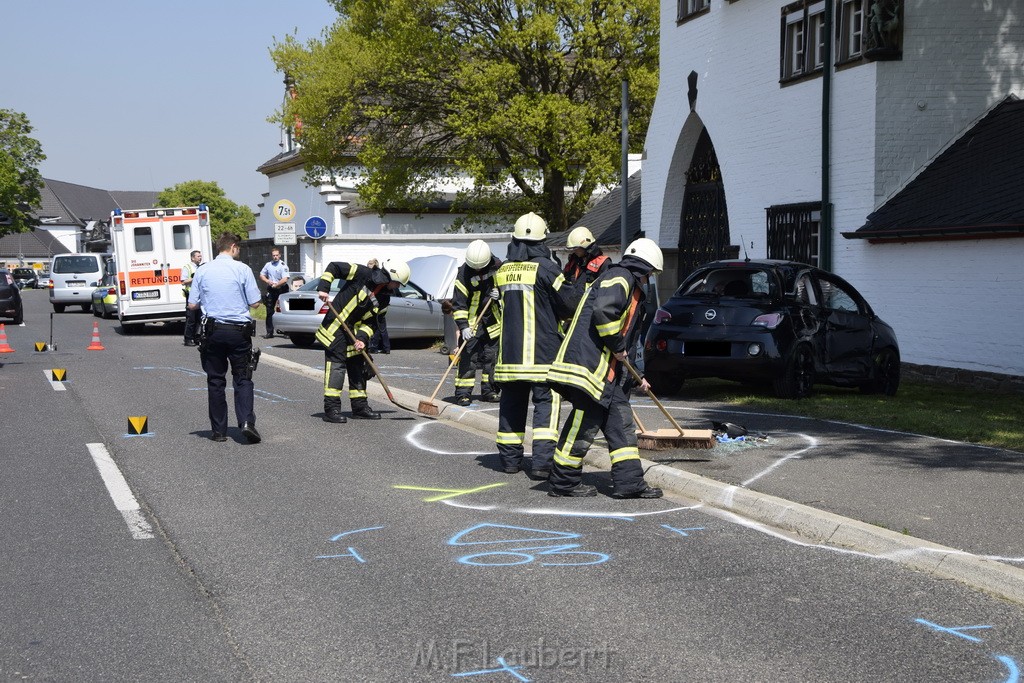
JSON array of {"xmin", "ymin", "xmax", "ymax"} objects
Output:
[
  {"xmin": 133, "ymin": 365, "xmax": 206, "ymax": 377},
  {"xmin": 395, "ymin": 483, "xmax": 507, "ymax": 502},
  {"xmin": 442, "ymin": 499, "xmax": 701, "ymax": 520},
  {"xmin": 741, "ymin": 433, "xmax": 819, "ymax": 487},
  {"xmin": 86, "ymin": 443, "xmax": 154, "ymax": 540},
  {"xmin": 330, "ymin": 526, "xmax": 385, "ymax": 541},
  {"xmin": 661, "ymin": 525, "xmax": 705, "ymax": 537},
  {"xmin": 996, "ymin": 655, "xmax": 1020, "ymax": 683},
  {"xmin": 452, "ymin": 656, "xmax": 530, "ymax": 681},
  {"xmin": 406, "ymin": 421, "xmax": 494, "ymax": 455},
  {"xmin": 914, "ymin": 618, "xmax": 991, "ymax": 642},
  {"xmin": 316, "ymin": 547, "xmax": 366, "ymax": 562},
  {"xmin": 43, "ymin": 369, "xmax": 67, "ymax": 391}
]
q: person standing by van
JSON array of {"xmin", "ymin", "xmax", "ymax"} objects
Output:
[
  {"xmin": 181, "ymin": 250, "xmax": 203, "ymax": 346},
  {"xmin": 188, "ymin": 233, "xmax": 263, "ymax": 444},
  {"xmin": 259, "ymin": 249, "xmax": 290, "ymax": 339}
]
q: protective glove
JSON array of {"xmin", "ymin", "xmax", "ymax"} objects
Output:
[
  {"xmin": 462, "ymin": 327, "xmax": 475, "ymax": 342},
  {"xmin": 489, "ymin": 288, "xmax": 499, "ymax": 301}
]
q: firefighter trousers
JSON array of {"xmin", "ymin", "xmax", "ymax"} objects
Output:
[
  {"xmin": 454, "ymin": 335, "xmax": 497, "ymax": 398},
  {"xmin": 549, "ymin": 386, "xmax": 648, "ymax": 495},
  {"xmin": 496, "ymin": 381, "xmax": 561, "ymax": 471},
  {"xmin": 323, "ymin": 346, "xmax": 371, "ymax": 412}
]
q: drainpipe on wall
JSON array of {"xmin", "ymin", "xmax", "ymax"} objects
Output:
[{"xmin": 820, "ymin": 0, "xmax": 834, "ymax": 271}]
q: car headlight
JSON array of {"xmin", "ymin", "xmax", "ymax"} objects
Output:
[{"xmin": 751, "ymin": 313, "xmax": 784, "ymax": 329}]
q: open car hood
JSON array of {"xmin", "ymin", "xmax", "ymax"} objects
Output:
[{"xmin": 408, "ymin": 255, "xmax": 458, "ymax": 300}]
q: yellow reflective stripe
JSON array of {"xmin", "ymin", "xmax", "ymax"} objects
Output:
[
  {"xmin": 349, "ymin": 389, "xmax": 367, "ymax": 399},
  {"xmin": 553, "ymin": 410, "xmax": 585, "ymax": 467},
  {"xmin": 454, "ymin": 378, "xmax": 475, "ymax": 387},
  {"xmin": 346, "ymin": 263, "xmax": 359, "ymax": 279},
  {"xmin": 595, "ymin": 318, "xmax": 623, "ymax": 336},
  {"xmin": 534, "ymin": 428, "xmax": 558, "ymax": 441},
  {"xmin": 548, "ymin": 361, "xmax": 606, "ymax": 401},
  {"xmin": 496, "ymin": 431, "xmax": 524, "ymax": 445},
  {"xmin": 324, "ymin": 387, "xmax": 342, "ymax": 397},
  {"xmin": 494, "ymin": 366, "xmax": 549, "ymax": 382},
  {"xmin": 324, "ymin": 361, "xmax": 340, "ymax": 396},
  {"xmin": 454, "ymin": 279, "xmax": 468, "ymax": 296},
  {"xmin": 600, "ymin": 276, "xmax": 629, "ymax": 292},
  {"xmin": 523, "ymin": 288, "xmax": 535, "ymax": 366},
  {"xmin": 486, "ymin": 322, "xmax": 501, "ymax": 337},
  {"xmin": 609, "ymin": 446, "xmax": 640, "ymax": 463},
  {"xmin": 453, "ymin": 310, "xmax": 469, "ymax": 322},
  {"xmin": 552, "ymin": 273, "xmax": 567, "ymax": 291},
  {"xmin": 595, "ymin": 277, "xmax": 630, "ymax": 336},
  {"xmin": 321, "ymin": 272, "xmax": 336, "ymax": 284}
]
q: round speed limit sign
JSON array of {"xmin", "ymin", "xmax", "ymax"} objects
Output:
[{"xmin": 272, "ymin": 199, "xmax": 296, "ymax": 221}]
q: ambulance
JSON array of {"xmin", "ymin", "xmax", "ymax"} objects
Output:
[{"xmin": 110, "ymin": 205, "xmax": 213, "ymax": 329}]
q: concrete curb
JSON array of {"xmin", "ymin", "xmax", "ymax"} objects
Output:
[{"xmin": 262, "ymin": 352, "xmax": 1024, "ymax": 606}]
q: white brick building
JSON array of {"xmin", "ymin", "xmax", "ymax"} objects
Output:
[{"xmin": 643, "ymin": 0, "xmax": 1024, "ymax": 379}]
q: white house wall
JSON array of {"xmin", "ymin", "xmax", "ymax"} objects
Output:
[{"xmin": 645, "ymin": 0, "xmax": 1024, "ymax": 377}]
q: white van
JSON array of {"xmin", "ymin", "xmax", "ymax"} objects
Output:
[
  {"xmin": 110, "ymin": 205, "xmax": 213, "ymax": 329},
  {"xmin": 49, "ymin": 253, "xmax": 112, "ymax": 313}
]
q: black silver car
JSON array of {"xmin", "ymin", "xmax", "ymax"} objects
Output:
[
  {"xmin": 643, "ymin": 260, "xmax": 900, "ymax": 399},
  {"xmin": 12, "ymin": 267, "xmax": 39, "ymax": 289},
  {"xmin": 0, "ymin": 270, "xmax": 24, "ymax": 325}
]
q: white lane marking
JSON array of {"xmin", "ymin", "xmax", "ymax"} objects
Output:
[
  {"xmin": 86, "ymin": 443, "xmax": 154, "ymax": 540},
  {"xmin": 43, "ymin": 370, "xmax": 66, "ymax": 391},
  {"xmin": 741, "ymin": 433, "xmax": 819, "ymax": 487}
]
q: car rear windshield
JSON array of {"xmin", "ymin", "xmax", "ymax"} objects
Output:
[
  {"xmin": 13, "ymin": 268, "xmax": 35, "ymax": 277},
  {"xmin": 678, "ymin": 268, "xmax": 776, "ymax": 298},
  {"xmin": 52, "ymin": 256, "xmax": 101, "ymax": 274}
]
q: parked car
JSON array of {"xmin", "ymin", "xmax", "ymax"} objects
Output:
[
  {"xmin": 37, "ymin": 271, "xmax": 51, "ymax": 288},
  {"xmin": 49, "ymin": 253, "xmax": 112, "ymax": 312},
  {"xmin": 91, "ymin": 273, "xmax": 119, "ymax": 318},
  {"xmin": 0, "ymin": 270, "xmax": 24, "ymax": 324},
  {"xmin": 643, "ymin": 259, "xmax": 900, "ymax": 399},
  {"xmin": 272, "ymin": 255, "xmax": 457, "ymax": 348},
  {"xmin": 12, "ymin": 267, "xmax": 39, "ymax": 289}
]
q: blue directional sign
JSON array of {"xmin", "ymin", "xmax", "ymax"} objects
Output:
[{"xmin": 304, "ymin": 215, "xmax": 327, "ymax": 239}]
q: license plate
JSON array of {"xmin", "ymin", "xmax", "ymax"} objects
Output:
[
  {"xmin": 68, "ymin": 281, "xmax": 85, "ymax": 287},
  {"xmin": 131, "ymin": 290, "xmax": 160, "ymax": 300}
]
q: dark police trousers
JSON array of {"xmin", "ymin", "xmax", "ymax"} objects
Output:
[
  {"xmin": 548, "ymin": 386, "xmax": 647, "ymax": 495},
  {"xmin": 496, "ymin": 381, "xmax": 561, "ymax": 471},
  {"xmin": 201, "ymin": 324, "xmax": 255, "ymax": 435},
  {"xmin": 183, "ymin": 301, "xmax": 202, "ymax": 342},
  {"xmin": 264, "ymin": 285, "xmax": 287, "ymax": 335}
]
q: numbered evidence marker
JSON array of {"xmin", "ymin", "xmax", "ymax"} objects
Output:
[
  {"xmin": 35, "ymin": 342, "xmax": 48, "ymax": 352},
  {"xmin": 51, "ymin": 368, "xmax": 66, "ymax": 381},
  {"xmin": 127, "ymin": 416, "xmax": 152, "ymax": 436}
]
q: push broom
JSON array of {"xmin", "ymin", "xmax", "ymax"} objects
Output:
[
  {"xmin": 418, "ymin": 298, "xmax": 493, "ymax": 416},
  {"xmin": 621, "ymin": 358, "xmax": 715, "ymax": 450}
]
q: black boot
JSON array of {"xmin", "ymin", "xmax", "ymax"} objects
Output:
[
  {"xmin": 324, "ymin": 398, "xmax": 347, "ymax": 423},
  {"xmin": 351, "ymin": 403, "xmax": 381, "ymax": 420}
]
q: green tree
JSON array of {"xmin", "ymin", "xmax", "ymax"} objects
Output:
[
  {"xmin": 157, "ymin": 180, "xmax": 255, "ymax": 241},
  {"xmin": 271, "ymin": 0, "xmax": 658, "ymax": 231},
  {"xmin": 0, "ymin": 109, "xmax": 46, "ymax": 237}
]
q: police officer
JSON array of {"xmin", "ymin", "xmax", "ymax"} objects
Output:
[
  {"xmin": 563, "ymin": 226, "xmax": 610, "ymax": 287},
  {"xmin": 259, "ymin": 248, "xmax": 290, "ymax": 339},
  {"xmin": 545, "ymin": 238, "xmax": 665, "ymax": 498},
  {"xmin": 181, "ymin": 249, "xmax": 203, "ymax": 346},
  {"xmin": 452, "ymin": 240, "xmax": 502, "ymax": 406},
  {"xmin": 494, "ymin": 213, "xmax": 584, "ymax": 477},
  {"xmin": 316, "ymin": 257, "xmax": 410, "ymax": 423},
  {"xmin": 187, "ymin": 233, "xmax": 263, "ymax": 444}
]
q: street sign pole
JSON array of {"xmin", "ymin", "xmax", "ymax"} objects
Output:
[{"xmin": 303, "ymin": 216, "xmax": 327, "ymax": 275}]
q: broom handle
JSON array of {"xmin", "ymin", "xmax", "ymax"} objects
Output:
[
  {"xmin": 630, "ymin": 406, "xmax": 649, "ymax": 434},
  {"xmin": 426, "ymin": 297, "xmax": 493, "ymax": 405},
  {"xmin": 621, "ymin": 357, "xmax": 687, "ymax": 436},
  {"xmin": 323, "ymin": 296, "xmax": 396, "ymax": 403}
]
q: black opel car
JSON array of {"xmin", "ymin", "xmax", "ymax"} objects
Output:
[
  {"xmin": 643, "ymin": 260, "xmax": 900, "ymax": 399},
  {"xmin": 0, "ymin": 269, "xmax": 25, "ymax": 325}
]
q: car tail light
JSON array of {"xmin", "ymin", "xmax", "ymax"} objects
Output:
[
  {"xmin": 653, "ymin": 308, "xmax": 672, "ymax": 324},
  {"xmin": 655, "ymin": 339, "xmax": 668, "ymax": 351},
  {"xmin": 276, "ymin": 303, "xmax": 282, "ymax": 313},
  {"xmin": 752, "ymin": 313, "xmax": 784, "ymax": 329},
  {"xmin": 119, "ymin": 280, "xmax": 127, "ymax": 295},
  {"xmin": 319, "ymin": 303, "xmax": 329, "ymax": 315},
  {"xmin": 107, "ymin": 288, "xmax": 117, "ymax": 296}
]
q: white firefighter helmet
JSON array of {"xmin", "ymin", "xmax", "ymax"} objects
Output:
[
  {"xmin": 512, "ymin": 212, "xmax": 548, "ymax": 241},
  {"xmin": 383, "ymin": 258, "xmax": 411, "ymax": 285},
  {"xmin": 566, "ymin": 226, "xmax": 595, "ymax": 250},
  {"xmin": 464, "ymin": 239, "xmax": 492, "ymax": 270},
  {"xmin": 624, "ymin": 238, "xmax": 664, "ymax": 273}
]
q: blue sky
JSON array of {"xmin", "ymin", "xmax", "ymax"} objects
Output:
[{"xmin": 2, "ymin": 1, "xmax": 339, "ymax": 209}]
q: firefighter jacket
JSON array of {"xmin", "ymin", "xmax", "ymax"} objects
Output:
[
  {"xmin": 452, "ymin": 256, "xmax": 502, "ymax": 339},
  {"xmin": 494, "ymin": 238, "xmax": 584, "ymax": 383},
  {"xmin": 563, "ymin": 247, "xmax": 611, "ymax": 287},
  {"xmin": 315, "ymin": 262, "xmax": 392, "ymax": 356},
  {"xmin": 547, "ymin": 256, "xmax": 652, "ymax": 406}
]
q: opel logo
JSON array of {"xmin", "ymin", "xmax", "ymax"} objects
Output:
[{"xmin": 705, "ymin": 309, "xmax": 717, "ymax": 321}]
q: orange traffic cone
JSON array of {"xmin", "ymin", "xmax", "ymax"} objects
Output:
[
  {"xmin": 0, "ymin": 323, "xmax": 13, "ymax": 353},
  {"xmin": 86, "ymin": 321, "xmax": 105, "ymax": 351}
]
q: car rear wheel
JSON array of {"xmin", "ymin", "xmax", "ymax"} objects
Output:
[
  {"xmin": 53, "ymin": 303, "xmax": 65, "ymax": 313},
  {"xmin": 13, "ymin": 307, "xmax": 24, "ymax": 325},
  {"xmin": 81, "ymin": 304, "xmax": 90, "ymax": 312},
  {"xmin": 648, "ymin": 374, "xmax": 683, "ymax": 396},
  {"xmin": 288, "ymin": 333, "xmax": 317, "ymax": 348},
  {"xmin": 773, "ymin": 344, "xmax": 814, "ymax": 399},
  {"xmin": 860, "ymin": 347, "xmax": 900, "ymax": 396}
]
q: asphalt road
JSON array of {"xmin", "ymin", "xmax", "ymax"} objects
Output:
[{"xmin": 2, "ymin": 290, "xmax": 1023, "ymax": 682}]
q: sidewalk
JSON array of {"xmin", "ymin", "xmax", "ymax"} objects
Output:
[{"xmin": 262, "ymin": 350, "xmax": 1024, "ymax": 607}]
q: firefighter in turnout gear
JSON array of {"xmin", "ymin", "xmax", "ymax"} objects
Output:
[
  {"xmin": 316, "ymin": 258, "xmax": 410, "ymax": 422},
  {"xmin": 563, "ymin": 226, "xmax": 610, "ymax": 286},
  {"xmin": 546, "ymin": 238, "xmax": 665, "ymax": 498},
  {"xmin": 494, "ymin": 212, "xmax": 585, "ymax": 476},
  {"xmin": 452, "ymin": 240, "xmax": 502, "ymax": 406}
]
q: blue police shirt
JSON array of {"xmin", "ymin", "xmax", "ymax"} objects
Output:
[
  {"xmin": 261, "ymin": 258, "xmax": 290, "ymax": 285},
  {"xmin": 188, "ymin": 253, "xmax": 262, "ymax": 324}
]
